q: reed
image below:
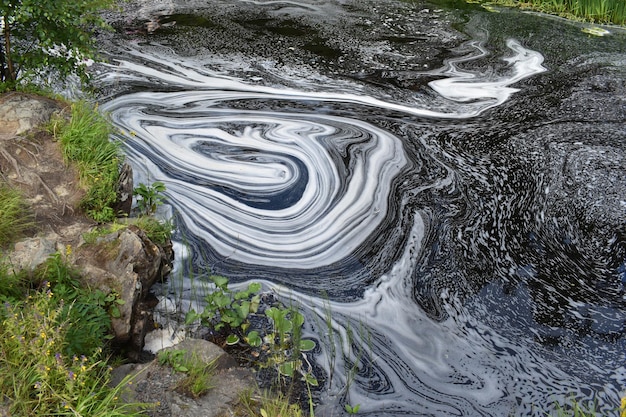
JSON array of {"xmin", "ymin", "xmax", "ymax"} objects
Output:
[{"xmin": 484, "ymin": 0, "xmax": 626, "ymax": 25}]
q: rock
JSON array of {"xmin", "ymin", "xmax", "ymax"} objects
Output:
[
  {"xmin": 0, "ymin": 92, "xmax": 61, "ymax": 137},
  {"xmin": 114, "ymin": 162, "xmax": 134, "ymax": 217},
  {"xmin": 111, "ymin": 339, "xmax": 257, "ymax": 417},
  {"xmin": 75, "ymin": 226, "xmax": 173, "ymax": 359},
  {"xmin": 8, "ymin": 234, "xmax": 61, "ymax": 270}
]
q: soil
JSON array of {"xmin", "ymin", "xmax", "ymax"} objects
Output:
[{"xmin": 0, "ymin": 92, "xmax": 95, "ymax": 248}]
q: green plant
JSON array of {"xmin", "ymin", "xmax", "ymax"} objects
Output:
[
  {"xmin": 345, "ymin": 403, "xmax": 361, "ymax": 414},
  {"xmin": 32, "ymin": 253, "xmax": 118, "ymax": 357},
  {"xmin": 185, "ymin": 275, "xmax": 262, "ymax": 344},
  {"xmin": 263, "ymin": 306, "xmax": 317, "ymax": 385},
  {"xmin": 476, "ymin": 0, "xmax": 626, "ymax": 24},
  {"xmin": 134, "ymin": 181, "xmax": 167, "ymax": 216},
  {"xmin": 0, "ymin": 182, "xmax": 33, "ymax": 248},
  {"xmin": 157, "ymin": 349, "xmax": 216, "ymax": 398},
  {"xmin": 0, "ymin": 277, "xmax": 147, "ymax": 416},
  {"xmin": 549, "ymin": 397, "xmax": 600, "ymax": 416},
  {"xmin": 131, "ymin": 216, "xmax": 174, "ymax": 245},
  {"xmin": 0, "ymin": 0, "xmax": 116, "ymax": 86},
  {"xmin": 239, "ymin": 389, "xmax": 305, "ymax": 417},
  {"xmin": 82, "ymin": 222, "xmax": 129, "ymax": 244},
  {"xmin": 51, "ymin": 101, "xmax": 122, "ymax": 223}
]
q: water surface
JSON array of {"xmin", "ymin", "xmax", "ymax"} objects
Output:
[{"xmin": 97, "ymin": 1, "xmax": 626, "ymax": 415}]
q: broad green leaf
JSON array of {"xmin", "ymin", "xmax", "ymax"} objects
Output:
[
  {"xmin": 226, "ymin": 334, "xmax": 240, "ymax": 345},
  {"xmin": 184, "ymin": 309, "xmax": 199, "ymax": 325},
  {"xmin": 304, "ymin": 373, "xmax": 319, "ymax": 387},
  {"xmin": 299, "ymin": 339, "xmax": 316, "ymax": 352},
  {"xmin": 211, "ymin": 275, "xmax": 229, "ymax": 290},
  {"xmin": 246, "ymin": 331, "xmax": 262, "ymax": 347},
  {"xmin": 249, "ymin": 294, "xmax": 261, "ymax": 313},
  {"xmin": 278, "ymin": 361, "xmax": 295, "ymax": 377}
]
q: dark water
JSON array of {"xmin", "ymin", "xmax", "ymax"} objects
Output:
[{"xmin": 96, "ymin": 0, "xmax": 626, "ymax": 415}]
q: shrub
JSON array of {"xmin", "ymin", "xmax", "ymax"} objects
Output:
[{"xmin": 0, "ymin": 0, "xmax": 116, "ymax": 87}]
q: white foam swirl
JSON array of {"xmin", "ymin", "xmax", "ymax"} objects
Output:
[{"xmin": 104, "ymin": 94, "xmax": 406, "ymax": 267}]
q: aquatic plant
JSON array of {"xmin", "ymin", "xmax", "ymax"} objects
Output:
[
  {"xmin": 134, "ymin": 181, "xmax": 167, "ymax": 216},
  {"xmin": 479, "ymin": 0, "xmax": 626, "ymax": 25}
]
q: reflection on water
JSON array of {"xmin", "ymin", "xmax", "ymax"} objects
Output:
[{"xmin": 97, "ymin": 1, "xmax": 626, "ymax": 414}]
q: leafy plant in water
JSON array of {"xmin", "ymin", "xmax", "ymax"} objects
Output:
[
  {"xmin": 185, "ymin": 275, "xmax": 261, "ymax": 345},
  {"xmin": 134, "ymin": 181, "xmax": 167, "ymax": 216},
  {"xmin": 263, "ymin": 306, "xmax": 317, "ymax": 386}
]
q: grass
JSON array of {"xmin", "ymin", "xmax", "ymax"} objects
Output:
[
  {"xmin": 83, "ymin": 217, "xmax": 173, "ymax": 247},
  {"xmin": 478, "ymin": 0, "xmax": 626, "ymax": 25},
  {"xmin": 238, "ymin": 389, "xmax": 305, "ymax": 417},
  {"xmin": 49, "ymin": 100, "xmax": 121, "ymax": 223},
  {"xmin": 0, "ymin": 253, "xmax": 149, "ymax": 417},
  {"xmin": 157, "ymin": 349, "xmax": 217, "ymax": 398},
  {"xmin": 0, "ymin": 182, "xmax": 33, "ymax": 248}
]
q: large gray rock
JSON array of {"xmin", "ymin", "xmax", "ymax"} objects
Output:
[
  {"xmin": 0, "ymin": 92, "xmax": 61, "ymax": 137},
  {"xmin": 8, "ymin": 234, "xmax": 61, "ymax": 270},
  {"xmin": 111, "ymin": 339, "xmax": 257, "ymax": 417},
  {"xmin": 75, "ymin": 226, "xmax": 173, "ymax": 359}
]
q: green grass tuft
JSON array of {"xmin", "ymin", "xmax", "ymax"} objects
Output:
[
  {"xmin": 50, "ymin": 101, "xmax": 121, "ymax": 223},
  {"xmin": 0, "ymin": 182, "xmax": 34, "ymax": 249},
  {"xmin": 479, "ymin": 0, "xmax": 626, "ymax": 25}
]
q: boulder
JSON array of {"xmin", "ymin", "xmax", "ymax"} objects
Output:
[
  {"xmin": 8, "ymin": 234, "xmax": 61, "ymax": 270},
  {"xmin": 75, "ymin": 226, "xmax": 173, "ymax": 359},
  {"xmin": 0, "ymin": 92, "xmax": 61, "ymax": 137},
  {"xmin": 111, "ymin": 338, "xmax": 257, "ymax": 417}
]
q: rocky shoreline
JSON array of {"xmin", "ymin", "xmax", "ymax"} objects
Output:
[{"xmin": 0, "ymin": 92, "xmax": 257, "ymax": 416}]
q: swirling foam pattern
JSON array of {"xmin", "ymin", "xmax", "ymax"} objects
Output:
[
  {"xmin": 106, "ymin": 94, "xmax": 406, "ymax": 267},
  {"xmin": 100, "ymin": 39, "xmax": 545, "ymax": 268},
  {"xmin": 95, "ymin": 37, "xmax": 621, "ymax": 416}
]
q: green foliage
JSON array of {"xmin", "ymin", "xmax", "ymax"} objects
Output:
[
  {"xmin": 50, "ymin": 101, "xmax": 121, "ymax": 223},
  {"xmin": 31, "ymin": 253, "xmax": 117, "ymax": 357},
  {"xmin": 0, "ymin": 266, "xmax": 147, "ymax": 416},
  {"xmin": 239, "ymin": 389, "xmax": 305, "ymax": 417},
  {"xmin": 345, "ymin": 403, "xmax": 361, "ymax": 414},
  {"xmin": 83, "ymin": 217, "xmax": 173, "ymax": 247},
  {"xmin": 0, "ymin": 181, "xmax": 33, "ymax": 248},
  {"xmin": 549, "ymin": 398, "xmax": 601, "ymax": 417},
  {"xmin": 157, "ymin": 349, "xmax": 216, "ymax": 398},
  {"xmin": 185, "ymin": 275, "xmax": 262, "ymax": 342},
  {"xmin": 479, "ymin": 0, "xmax": 626, "ymax": 25},
  {"xmin": 0, "ymin": 0, "xmax": 116, "ymax": 86},
  {"xmin": 134, "ymin": 181, "xmax": 167, "ymax": 216},
  {"xmin": 131, "ymin": 216, "xmax": 174, "ymax": 246},
  {"xmin": 184, "ymin": 275, "xmax": 320, "ymax": 413},
  {"xmin": 262, "ymin": 306, "xmax": 318, "ymax": 388}
]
